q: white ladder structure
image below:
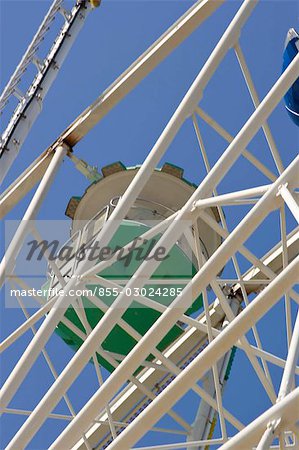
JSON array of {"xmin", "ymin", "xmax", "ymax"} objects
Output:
[{"xmin": 0, "ymin": 0, "xmax": 98, "ymax": 185}]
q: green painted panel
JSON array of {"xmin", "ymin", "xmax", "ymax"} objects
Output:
[{"xmin": 50, "ymin": 221, "xmax": 203, "ymax": 373}]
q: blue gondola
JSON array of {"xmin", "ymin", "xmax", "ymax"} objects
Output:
[{"xmin": 282, "ymin": 28, "xmax": 299, "ymax": 126}]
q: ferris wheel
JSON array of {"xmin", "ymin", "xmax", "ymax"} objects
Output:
[{"xmin": 0, "ymin": 1, "xmax": 298, "ymax": 449}]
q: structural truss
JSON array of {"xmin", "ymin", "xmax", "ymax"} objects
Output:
[{"xmin": 0, "ymin": 1, "xmax": 298, "ymax": 449}]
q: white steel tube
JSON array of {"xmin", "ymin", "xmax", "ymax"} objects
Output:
[
  {"xmin": 278, "ymin": 308, "xmax": 299, "ymax": 400},
  {"xmin": 192, "ymin": 184, "xmax": 271, "ymax": 209},
  {"xmin": 76, "ymin": 0, "xmax": 256, "ymax": 250},
  {"xmin": 0, "ymin": 144, "xmax": 67, "ymax": 287},
  {"xmin": 0, "ymin": 1, "xmax": 92, "ymax": 185},
  {"xmin": 38, "ymin": 158, "xmax": 298, "ymax": 450},
  {"xmin": 0, "ymin": 0, "xmax": 225, "ymax": 218},
  {"xmin": 278, "ymin": 184, "xmax": 299, "ymax": 224},
  {"xmin": 234, "ymin": 42, "xmax": 283, "ymax": 174},
  {"xmin": 0, "ymin": 296, "xmax": 58, "ymax": 353},
  {"xmin": 52, "ymin": 256, "xmax": 299, "ymax": 450},
  {"xmin": 133, "ymin": 438, "xmax": 225, "ymax": 450},
  {"xmin": 5, "ymin": 61, "xmax": 299, "ymax": 447},
  {"xmin": 256, "ymin": 259, "xmax": 299, "ymax": 449},
  {"xmin": 0, "ymin": 2, "xmax": 91, "ymax": 184},
  {"xmin": 194, "ymin": 107, "xmax": 278, "ymax": 182},
  {"xmin": 63, "ymin": 0, "xmax": 225, "ymax": 146},
  {"xmin": 256, "ymin": 423, "xmax": 279, "ymax": 450},
  {"xmin": 0, "ymin": 0, "xmax": 258, "ymax": 416}
]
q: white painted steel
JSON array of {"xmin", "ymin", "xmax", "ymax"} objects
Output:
[
  {"xmin": 0, "ymin": 145, "xmax": 67, "ymax": 286},
  {"xmin": 278, "ymin": 184, "xmax": 299, "ymax": 224},
  {"xmin": 0, "ymin": 1, "xmax": 93, "ymax": 184},
  {"xmin": 219, "ymin": 388, "xmax": 299, "ymax": 450},
  {"xmin": 0, "ymin": 0, "xmax": 259, "ymax": 417},
  {"xmin": 1, "ymin": 1, "xmax": 299, "ymax": 449},
  {"xmin": 44, "ymin": 158, "xmax": 299, "ymax": 450},
  {"xmin": 0, "ymin": 0, "xmax": 224, "ymax": 214},
  {"xmin": 66, "ymin": 257, "xmax": 299, "ymax": 450}
]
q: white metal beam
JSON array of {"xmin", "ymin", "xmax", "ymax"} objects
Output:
[
  {"xmin": 0, "ymin": 145, "xmax": 68, "ymax": 287},
  {"xmin": 0, "ymin": 0, "xmax": 223, "ymax": 216},
  {"xmin": 2, "ymin": 45, "xmax": 298, "ymax": 450},
  {"xmin": 53, "ymin": 256, "xmax": 299, "ymax": 450},
  {"xmin": 0, "ymin": 0, "xmax": 259, "ymax": 419},
  {"xmin": 28, "ymin": 157, "xmax": 299, "ymax": 450}
]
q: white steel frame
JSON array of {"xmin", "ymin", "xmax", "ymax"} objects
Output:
[
  {"xmin": 0, "ymin": 0, "xmax": 96, "ymax": 185},
  {"xmin": 0, "ymin": 1, "xmax": 299, "ymax": 449}
]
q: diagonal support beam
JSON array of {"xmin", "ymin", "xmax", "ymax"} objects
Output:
[
  {"xmin": 34, "ymin": 157, "xmax": 299, "ymax": 450},
  {"xmin": 278, "ymin": 184, "xmax": 299, "ymax": 224},
  {"xmin": 2, "ymin": 46, "xmax": 298, "ymax": 450},
  {"xmin": 0, "ymin": 0, "xmax": 223, "ymax": 218},
  {"xmin": 0, "ymin": 0, "xmax": 259, "ymax": 420},
  {"xmin": 56, "ymin": 256, "xmax": 299, "ymax": 450}
]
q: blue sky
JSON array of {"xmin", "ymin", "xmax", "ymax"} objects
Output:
[{"xmin": 1, "ymin": 1, "xmax": 298, "ymax": 449}]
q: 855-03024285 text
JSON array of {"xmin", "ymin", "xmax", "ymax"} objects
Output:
[{"xmin": 9, "ymin": 286, "xmax": 184, "ymax": 299}]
